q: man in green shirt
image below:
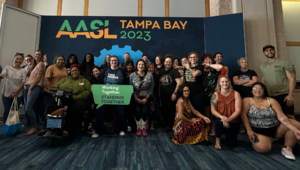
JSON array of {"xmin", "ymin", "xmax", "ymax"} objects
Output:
[{"xmin": 260, "ymin": 45, "xmax": 296, "ymax": 119}]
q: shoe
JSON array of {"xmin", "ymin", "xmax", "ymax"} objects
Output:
[
  {"xmin": 62, "ymin": 131, "xmax": 69, "ymax": 138},
  {"xmin": 136, "ymin": 128, "xmax": 141, "ymax": 136},
  {"xmin": 119, "ymin": 131, "xmax": 125, "ymax": 136},
  {"xmin": 163, "ymin": 127, "xmax": 171, "ymax": 133},
  {"xmin": 135, "ymin": 118, "xmax": 142, "ymax": 136},
  {"xmin": 24, "ymin": 126, "xmax": 39, "ymax": 136},
  {"xmin": 87, "ymin": 126, "xmax": 95, "ymax": 134},
  {"xmin": 281, "ymin": 146, "xmax": 296, "ymax": 160},
  {"xmin": 37, "ymin": 129, "xmax": 47, "ymax": 136},
  {"xmin": 141, "ymin": 119, "xmax": 148, "ymax": 137},
  {"xmin": 91, "ymin": 133, "xmax": 99, "ymax": 138},
  {"xmin": 142, "ymin": 128, "xmax": 147, "ymax": 137},
  {"xmin": 127, "ymin": 126, "xmax": 132, "ymax": 132}
]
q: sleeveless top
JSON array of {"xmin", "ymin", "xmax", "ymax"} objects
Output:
[
  {"xmin": 248, "ymin": 98, "xmax": 280, "ymax": 128},
  {"xmin": 216, "ymin": 91, "xmax": 240, "ymax": 123},
  {"xmin": 25, "ymin": 63, "xmax": 45, "ymax": 86},
  {"xmin": 218, "ymin": 66, "xmax": 226, "ymax": 77}
]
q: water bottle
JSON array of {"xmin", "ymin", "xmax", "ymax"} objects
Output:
[{"xmin": 19, "ymin": 103, "xmax": 23, "ymax": 109}]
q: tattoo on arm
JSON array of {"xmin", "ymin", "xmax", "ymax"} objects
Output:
[
  {"xmin": 282, "ymin": 118, "xmax": 290, "ymax": 125},
  {"xmin": 211, "ymin": 93, "xmax": 217, "ymax": 109},
  {"xmin": 180, "ymin": 101, "xmax": 184, "ymax": 107}
]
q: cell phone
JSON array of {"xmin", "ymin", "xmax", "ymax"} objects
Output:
[{"xmin": 253, "ymin": 134, "xmax": 259, "ymax": 143}]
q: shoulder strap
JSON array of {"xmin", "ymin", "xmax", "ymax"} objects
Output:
[
  {"xmin": 267, "ymin": 97, "xmax": 271, "ymax": 106},
  {"xmin": 248, "ymin": 98, "xmax": 252, "ymax": 104}
]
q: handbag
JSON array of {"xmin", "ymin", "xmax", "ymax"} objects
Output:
[{"xmin": 3, "ymin": 97, "xmax": 20, "ymax": 135}]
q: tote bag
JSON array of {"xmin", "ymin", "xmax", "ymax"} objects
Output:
[{"xmin": 3, "ymin": 97, "xmax": 20, "ymax": 135}]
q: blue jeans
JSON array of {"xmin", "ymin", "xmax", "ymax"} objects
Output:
[
  {"xmin": 2, "ymin": 95, "xmax": 22, "ymax": 123},
  {"xmin": 189, "ymin": 92, "xmax": 204, "ymax": 114},
  {"xmin": 24, "ymin": 85, "xmax": 42, "ymax": 127},
  {"xmin": 95, "ymin": 105, "xmax": 125, "ymax": 135}
]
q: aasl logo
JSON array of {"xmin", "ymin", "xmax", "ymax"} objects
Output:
[{"xmin": 56, "ymin": 20, "xmax": 117, "ymax": 39}]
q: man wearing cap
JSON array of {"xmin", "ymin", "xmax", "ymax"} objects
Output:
[{"xmin": 260, "ymin": 45, "xmax": 296, "ymax": 119}]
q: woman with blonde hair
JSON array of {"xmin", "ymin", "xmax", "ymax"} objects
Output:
[{"xmin": 211, "ymin": 76, "xmax": 242, "ymax": 150}]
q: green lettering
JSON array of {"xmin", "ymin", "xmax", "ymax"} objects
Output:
[
  {"xmin": 75, "ymin": 20, "xmax": 88, "ymax": 32},
  {"xmin": 105, "ymin": 20, "xmax": 109, "ymax": 27},
  {"xmin": 90, "ymin": 20, "xmax": 103, "ymax": 30},
  {"xmin": 59, "ymin": 20, "xmax": 72, "ymax": 31}
]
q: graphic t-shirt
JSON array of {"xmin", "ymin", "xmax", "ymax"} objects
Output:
[
  {"xmin": 184, "ymin": 64, "xmax": 204, "ymax": 93},
  {"xmin": 233, "ymin": 69, "xmax": 257, "ymax": 98},
  {"xmin": 202, "ymin": 68, "xmax": 220, "ymax": 100},
  {"xmin": 103, "ymin": 68, "xmax": 125, "ymax": 85},
  {"xmin": 156, "ymin": 65, "xmax": 165, "ymax": 75},
  {"xmin": 159, "ymin": 67, "xmax": 181, "ymax": 95},
  {"xmin": 260, "ymin": 58, "xmax": 294, "ymax": 96}
]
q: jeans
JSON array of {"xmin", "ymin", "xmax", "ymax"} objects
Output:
[
  {"xmin": 189, "ymin": 92, "xmax": 204, "ymax": 114},
  {"xmin": 24, "ymin": 85, "xmax": 42, "ymax": 127},
  {"xmin": 95, "ymin": 105, "xmax": 125, "ymax": 135},
  {"xmin": 214, "ymin": 116, "xmax": 240, "ymax": 146},
  {"xmin": 2, "ymin": 95, "xmax": 22, "ymax": 123}
]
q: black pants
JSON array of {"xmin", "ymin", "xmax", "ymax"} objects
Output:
[
  {"xmin": 272, "ymin": 93, "xmax": 294, "ymax": 116},
  {"xmin": 214, "ymin": 116, "xmax": 240, "ymax": 146},
  {"xmin": 125, "ymin": 97, "xmax": 135, "ymax": 128},
  {"xmin": 160, "ymin": 92, "xmax": 176, "ymax": 129},
  {"xmin": 135, "ymin": 99, "xmax": 150, "ymax": 121}
]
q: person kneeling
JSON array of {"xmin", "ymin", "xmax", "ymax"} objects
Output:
[
  {"xmin": 241, "ymin": 82, "xmax": 300, "ymax": 160},
  {"xmin": 172, "ymin": 84, "xmax": 211, "ymax": 145},
  {"xmin": 211, "ymin": 76, "xmax": 242, "ymax": 150}
]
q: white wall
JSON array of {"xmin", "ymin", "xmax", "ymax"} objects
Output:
[
  {"xmin": 62, "ymin": 0, "xmax": 84, "ymax": 16},
  {"xmin": 282, "ymin": 1, "xmax": 300, "ymax": 81},
  {"xmin": 22, "ymin": 0, "xmax": 206, "ymax": 18},
  {"xmin": 22, "ymin": 0, "xmax": 58, "ymax": 15}
]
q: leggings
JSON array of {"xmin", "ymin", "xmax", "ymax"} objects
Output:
[
  {"xmin": 135, "ymin": 99, "xmax": 150, "ymax": 121},
  {"xmin": 214, "ymin": 116, "xmax": 240, "ymax": 146}
]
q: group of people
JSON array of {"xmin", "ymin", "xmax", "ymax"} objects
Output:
[{"xmin": 0, "ymin": 44, "xmax": 300, "ymax": 160}]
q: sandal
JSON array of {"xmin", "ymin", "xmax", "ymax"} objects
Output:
[
  {"xmin": 209, "ymin": 132, "xmax": 215, "ymax": 137},
  {"xmin": 214, "ymin": 145, "xmax": 222, "ymax": 150}
]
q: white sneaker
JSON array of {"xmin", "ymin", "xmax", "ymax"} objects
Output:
[
  {"xmin": 119, "ymin": 131, "xmax": 125, "ymax": 136},
  {"xmin": 281, "ymin": 146, "xmax": 296, "ymax": 160},
  {"xmin": 87, "ymin": 126, "xmax": 95, "ymax": 134},
  {"xmin": 91, "ymin": 133, "xmax": 99, "ymax": 138},
  {"xmin": 127, "ymin": 126, "xmax": 132, "ymax": 132}
]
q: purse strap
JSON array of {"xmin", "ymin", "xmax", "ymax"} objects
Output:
[{"xmin": 10, "ymin": 97, "xmax": 19, "ymax": 112}]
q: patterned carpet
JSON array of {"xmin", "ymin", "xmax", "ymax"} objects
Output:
[{"xmin": 0, "ymin": 117, "xmax": 299, "ymax": 170}]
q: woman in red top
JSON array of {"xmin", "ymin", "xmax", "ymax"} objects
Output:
[
  {"xmin": 211, "ymin": 76, "xmax": 242, "ymax": 150},
  {"xmin": 214, "ymin": 52, "xmax": 228, "ymax": 77}
]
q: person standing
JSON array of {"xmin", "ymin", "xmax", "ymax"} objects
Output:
[
  {"xmin": 233, "ymin": 57, "xmax": 258, "ymax": 99},
  {"xmin": 0, "ymin": 53, "xmax": 27, "ymax": 123},
  {"xmin": 159, "ymin": 56, "xmax": 181, "ymax": 132},
  {"xmin": 93, "ymin": 55, "xmax": 128, "ymax": 138},
  {"xmin": 120, "ymin": 52, "xmax": 131, "ymax": 68},
  {"xmin": 130, "ymin": 59, "xmax": 154, "ymax": 136},
  {"xmin": 155, "ymin": 55, "xmax": 164, "ymax": 74},
  {"xmin": 22, "ymin": 54, "xmax": 33, "ymax": 71},
  {"xmin": 80, "ymin": 53, "xmax": 95, "ymax": 82},
  {"xmin": 260, "ymin": 45, "xmax": 296, "ymax": 120}
]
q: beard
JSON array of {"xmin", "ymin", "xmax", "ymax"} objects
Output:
[{"xmin": 265, "ymin": 53, "xmax": 275, "ymax": 58}]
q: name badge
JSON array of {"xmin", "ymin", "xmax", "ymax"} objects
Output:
[{"xmin": 79, "ymin": 83, "xmax": 84, "ymax": 85}]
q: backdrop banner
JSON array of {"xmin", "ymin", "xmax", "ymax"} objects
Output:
[{"xmin": 39, "ymin": 14, "xmax": 245, "ymax": 77}]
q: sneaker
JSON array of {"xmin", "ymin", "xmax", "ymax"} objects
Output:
[
  {"xmin": 127, "ymin": 126, "xmax": 132, "ymax": 132},
  {"xmin": 119, "ymin": 131, "xmax": 125, "ymax": 136},
  {"xmin": 87, "ymin": 126, "xmax": 95, "ymax": 134},
  {"xmin": 281, "ymin": 146, "xmax": 296, "ymax": 160},
  {"xmin": 142, "ymin": 128, "xmax": 147, "ymax": 137},
  {"xmin": 91, "ymin": 133, "xmax": 99, "ymax": 138},
  {"xmin": 136, "ymin": 128, "xmax": 141, "ymax": 136}
]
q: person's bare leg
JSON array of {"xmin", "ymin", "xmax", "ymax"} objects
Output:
[
  {"xmin": 215, "ymin": 137, "xmax": 221, "ymax": 150},
  {"xmin": 251, "ymin": 134, "xmax": 273, "ymax": 153}
]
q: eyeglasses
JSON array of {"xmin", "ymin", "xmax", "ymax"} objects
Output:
[
  {"xmin": 253, "ymin": 87, "xmax": 264, "ymax": 91},
  {"xmin": 183, "ymin": 90, "xmax": 190, "ymax": 92},
  {"xmin": 25, "ymin": 59, "xmax": 32, "ymax": 62}
]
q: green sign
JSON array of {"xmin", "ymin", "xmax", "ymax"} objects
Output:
[{"xmin": 92, "ymin": 85, "xmax": 133, "ymax": 109}]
